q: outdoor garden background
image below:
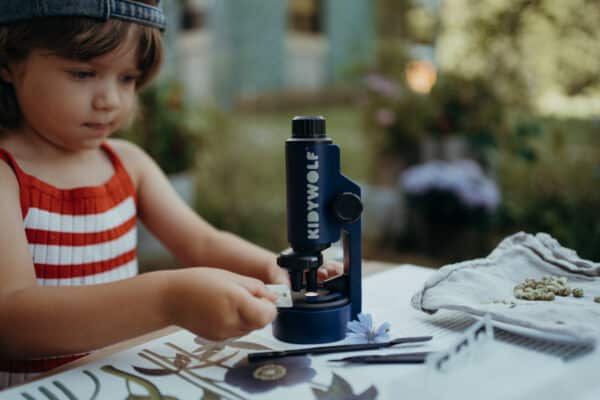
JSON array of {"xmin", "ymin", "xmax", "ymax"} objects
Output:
[{"xmin": 122, "ymin": 0, "xmax": 600, "ymax": 271}]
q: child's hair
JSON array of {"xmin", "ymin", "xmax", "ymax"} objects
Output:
[{"xmin": 0, "ymin": 0, "xmax": 163, "ymax": 131}]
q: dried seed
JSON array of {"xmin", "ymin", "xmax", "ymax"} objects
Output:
[
  {"xmin": 572, "ymin": 288, "xmax": 584, "ymax": 298},
  {"xmin": 546, "ymin": 285, "xmax": 558, "ymax": 294},
  {"xmin": 513, "ymin": 275, "xmax": 573, "ymax": 302},
  {"xmin": 543, "ymin": 293, "xmax": 555, "ymax": 301},
  {"xmin": 558, "ymin": 277, "xmax": 568, "ymax": 285}
]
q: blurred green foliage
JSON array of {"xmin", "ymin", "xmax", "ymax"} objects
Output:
[
  {"xmin": 367, "ymin": 75, "xmax": 600, "ymax": 260},
  {"xmin": 117, "ymin": 81, "xmax": 212, "ymax": 174},
  {"xmin": 364, "ymin": 73, "xmax": 504, "ymax": 167},
  {"xmin": 438, "ymin": 0, "xmax": 600, "ymax": 115},
  {"xmin": 497, "ymin": 116, "xmax": 600, "ymax": 260},
  {"xmin": 364, "ymin": 70, "xmax": 600, "ymax": 260},
  {"xmin": 362, "ymin": 0, "xmax": 600, "ymax": 262},
  {"xmin": 127, "ymin": 0, "xmax": 600, "ymax": 263},
  {"xmin": 119, "ymin": 79, "xmax": 369, "ymax": 254},
  {"xmin": 192, "ymin": 106, "xmax": 368, "ymax": 252},
  {"xmin": 192, "ymin": 112, "xmax": 288, "ymax": 252}
]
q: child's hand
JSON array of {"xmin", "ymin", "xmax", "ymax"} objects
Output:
[
  {"xmin": 265, "ymin": 261, "xmax": 344, "ymax": 286},
  {"xmin": 167, "ymin": 268, "xmax": 278, "ymax": 341},
  {"xmin": 264, "ymin": 262, "xmax": 291, "ymax": 286},
  {"xmin": 317, "ymin": 261, "xmax": 344, "ymax": 281},
  {"xmin": 264, "ymin": 259, "xmax": 344, "ymax": 286}
]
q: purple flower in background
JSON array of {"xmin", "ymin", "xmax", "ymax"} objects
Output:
[
  {"xmin": 364, "ymin": 73, "xmax": 401, "ymax": 100},
  {"xmin": 401, "ymin": 159, "xmax": 500, "ymax": 212},
  {"xmin": 375, "ymin": 108, "xmax": 397, "ymax": 127},
  {"xmin": 346, "ymin": 313, "xmax": 391, "ymax": 344}
]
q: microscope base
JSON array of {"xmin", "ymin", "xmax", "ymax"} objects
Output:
[{"xmin": 272, "ymin": 304, "xmax": 351, "ymax": 344}]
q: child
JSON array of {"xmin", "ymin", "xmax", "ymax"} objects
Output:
[{"xmin": 0, "ymin": 0, "xmax": 340, "ymax": 388}]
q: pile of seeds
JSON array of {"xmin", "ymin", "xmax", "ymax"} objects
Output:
[{"xmin": 513, "ymin": 276, "xmax": 586, "ymax": 301}]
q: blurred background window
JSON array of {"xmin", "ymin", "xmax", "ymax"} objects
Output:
[
  {"xmin": 289, "ymin": 0, "xmax": 323, "ymax": 34},
  {"xmin": 181, "ymin": 0, "xmax": 208, "ymax": 31}
]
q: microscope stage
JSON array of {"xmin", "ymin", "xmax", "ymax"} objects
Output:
[{"xmin": 290, "ymin": 288, "xmax": 349, "ymax": 309}]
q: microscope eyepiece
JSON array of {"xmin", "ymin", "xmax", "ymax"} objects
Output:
[{"xmin": 292, "ymin": 116, "xmax": 326, "ymax": 139}]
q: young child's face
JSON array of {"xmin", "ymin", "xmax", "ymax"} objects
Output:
[{"xmin": 4, "ymin": 32, "xmax": 141, "ymax": 151}]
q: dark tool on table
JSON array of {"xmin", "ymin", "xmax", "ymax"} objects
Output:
[
  {"xmin": 273, "ymin": 116, "xmax": 364, "ymax": 344},
  {"xmin": 329, "ymin": 351, "xmax": 431, "ymax": 364},
  {"xmin": 248, "ymin": 336, "xmax": 433, "ymax": 362}
]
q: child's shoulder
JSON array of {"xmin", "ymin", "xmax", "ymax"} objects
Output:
[
  {"xmin": 106, "ymin": 138, "xmax": 155, "ymax": 166},
  {"xmin": 0, "ymin": 149, "xmax": 19, "ymax": 197},
  {"xmin": 0, "ymin": 135, "xmax": 20, "ymax": 187},
  {"xmin": 106, "ymin": 138, "xmax": 158, "ymax": 187},
  {"xmin": 106, "ymin": 138, "xmax": 144, "ymax": 159}
]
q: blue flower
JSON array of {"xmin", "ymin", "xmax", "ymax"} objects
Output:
[{"xmin": 346, "ymin": 313, "xmax": 391, "ymax": 344}]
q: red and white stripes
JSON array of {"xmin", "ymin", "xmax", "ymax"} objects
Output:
[
  {"xmin": 0, "ymin": 143, "xmax": 139, "ymax": 387},
  {"xmin": 25, "ymin": 196, "xmax": 138, "ymax": 286}
]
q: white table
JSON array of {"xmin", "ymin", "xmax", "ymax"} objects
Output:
[{"xmin": 2, "ymin": 265, "xmax": 599, "ymax": 399}]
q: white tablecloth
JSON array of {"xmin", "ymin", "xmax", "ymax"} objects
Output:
[
  {"xmin": 2, "ymin": 265, "xmax": 599, "ymax": 399},
  {"xmin": 362, "ymin": 265, "xmax": 600, "ymax": 399}
]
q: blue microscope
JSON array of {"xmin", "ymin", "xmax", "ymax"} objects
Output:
[{"xmin": 273, "ymin": 116, "xmax": 363, "ymax": 344}]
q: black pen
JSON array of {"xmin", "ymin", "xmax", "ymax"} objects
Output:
[
  {"xmin": 328, "ymin": 351, "xmax": 431, "ymax": 364},
  {"xmin": 247, "ymin": 336, "xmax": 432, "ymax": 362}
]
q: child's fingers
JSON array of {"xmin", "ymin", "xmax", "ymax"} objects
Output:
[
  {"xmin": 227, "ymin": 273, "xmax": 263, "ymax": 289},
  {"xmin": 238, "ymin": 295, "xmax": 277, "ymax": 330},
  {"xmin": 259, "ymin": 286, "xmax": 279, "ymax": 302},
  {"xmin": 236, "ymin": 275, "xmax": 278, "ymax": 302},
  {"xmin": 268, "ymin": 267, "xmax": 290, "ymax": 286},
  {"xmin": 327, "ymin": 261, "xmax": 344, "ymax": 275},
  {"xmin": 317, "ymin": 261, "xmax": 344, "ymax": 281},
  {"xmin": 317, "ymin": 267, "xmax": 329, "ymax": 280}
]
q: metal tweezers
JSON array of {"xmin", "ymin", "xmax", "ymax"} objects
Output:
[
  {"xmin": 247, "ymin": 336, "xmax": 432, "ymax": 362},
  {"xmin": 328, "ymin": 351, "xmax": 431, "ymax": 364}
]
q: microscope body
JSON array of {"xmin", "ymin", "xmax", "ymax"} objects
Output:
[{"xmin": 273, "ymin": 116, "xmax": 362, "ymax": 344}]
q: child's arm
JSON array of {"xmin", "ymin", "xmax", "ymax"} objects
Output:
[
  {"xmin": 112, "ymin": 139, "xmax": 290, "ymax": 283},
  {"xmin": 112, "ymin": 140, "xmax": 342, "ymax": 284},
  {"xmin": 0, "ymin": 162, "xmax": 276, "ymax": 358}
]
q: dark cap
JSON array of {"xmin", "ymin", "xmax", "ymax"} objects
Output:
[
  {"xmin": 0, "ymin": 0, "xmax": 166, "ymax": 31},
  {"xmin": 292, "ymin": 116, "xmax": 326, "ymax": 139}
]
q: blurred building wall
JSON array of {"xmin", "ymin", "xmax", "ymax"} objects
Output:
[
  {"xmin": 211, "ymin": 0, "xmax": 286, "ymax": 108},
  {"xmin": 325, "ymin": 0, "xmax": 375, "ymax": 84},
  {"xmin": 173, "ymin": 0, "xmax": 375, "ymax": 108}
]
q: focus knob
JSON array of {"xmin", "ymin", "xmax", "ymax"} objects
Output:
[
  {"xmin": 277, "ymin": 249, "xmax": 323, "ymax": 292},
  {"xmin": 292, "ymin": 116, "xmax": 326, "ymax": 139},
  {"xmin": 332, "ymin": 192, "xmax": 362, "ymax": 223}
]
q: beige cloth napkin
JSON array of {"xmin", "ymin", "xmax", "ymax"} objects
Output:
[{"xmin": 411, "ymin": 232, "xmax": 600, "ymax": 345}]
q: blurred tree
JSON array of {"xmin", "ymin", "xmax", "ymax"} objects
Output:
[
  {"xmin": 437, "ymin": 0, "xmax": 600, "ymax": 116},
  {"xmin": 497, "ymin": 116, "xmax": 600, "ymax": 260},
  {"xmin": 117, "ymin": 82, "xmax": 211, "ymax": 175},
  {"xmin": 373, "ymin": 0, "xmax": 439, "ymax": 80}
]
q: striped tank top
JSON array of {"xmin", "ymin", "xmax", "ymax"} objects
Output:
[{"xmin": 0, "ymin": 143, "xmax": 138, "ymax": 389}]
